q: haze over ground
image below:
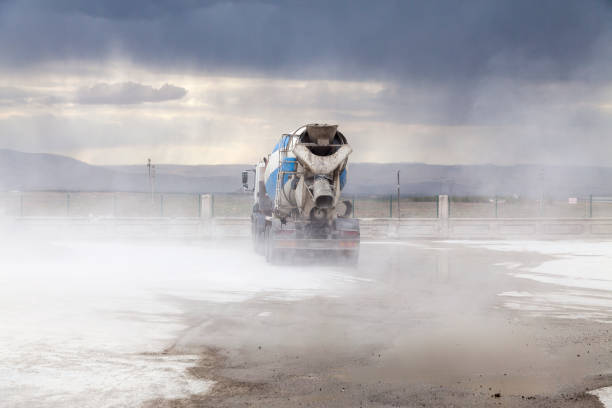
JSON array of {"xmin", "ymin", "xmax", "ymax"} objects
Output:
[
  {"xmin": 2, "ymin": 3, "xmax": 612, "ymax": 407},
  {"xmin": 2, "ymin": 148, "xmax": 612, "ymax": 197},
  {"xmin": 0, "ymin": 1, "xmax": 611, "ymax": 166}
]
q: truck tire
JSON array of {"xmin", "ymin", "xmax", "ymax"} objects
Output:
[
  {"xmin": 265, "ymin": 224, "xmax": 279, "ymax": 264},
  {"xmin": 251, "ymin": 213, "xmax": 265, "ymax": 255},
  {"xmin": 251, "ymin": 219, "xmax": 258, "ymax": 250},
  {"xmin": 346, "ymin": 250, "xmax": 359, "ymax": 267},
  {"xmin": 264, "ymin": 224, "xmax": 271, "ymax": 262},
  {"xmin": 253, "ymin": 222, "xmax": 264, "ymax": 255},
  {"xmin": 255, "ymin": 233, "xmax": 264, "ymax": 255}
]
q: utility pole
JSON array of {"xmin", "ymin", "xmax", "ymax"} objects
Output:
[
  {"xmin": 147, "ymin": 158, "xmax": 156, "ymax": 205},
  {"xmin": 495, "ymin": 194, "xmax": 498, "ymax": 218},
  {"xmin": 397, "ymin": 170, "xmax": 400, "ymax": 219},
  {"xmin": 151, "ymin": 165, "xmax": 156, "ymax": 205},
  {"xmin": 538, "ymin": 168, "xmax": 544, "ymax": 216},
  {"xmin": 147, "ymin": 158, "xmax": 152, "ymax": 195}
]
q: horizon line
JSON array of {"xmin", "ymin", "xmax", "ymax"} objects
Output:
[{"xmin": 1, "ymin": 147, "xmax": 611, "ymax": 169}]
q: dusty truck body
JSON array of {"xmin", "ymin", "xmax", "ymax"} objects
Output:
[{"xmin": 243, "ymin": 124, "xmax": 360, "ymax": 264}]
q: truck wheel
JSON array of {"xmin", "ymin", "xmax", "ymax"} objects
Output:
[
  {"xmin": 253, "ymin": 224, "xmax": 264, "ymax": 255},
  {"xmin": 256, "ymin": 232, "xmax": 264, "ymax": 255},
  {"xmin": 265, "ymin": 225, "xmax": 279, "ymax": 264},
  {"xmin": 252, "ymin": 215, "xmax": 265, "ymax": 255},
  {"xmin": 251, "ymin": 221, "xmax": 258, "ymax": 250},
  {"xmin": 264, "ymin": 225, "xmax": 272, "ymax": 262},
  {"xmin": 346, "ymin": 250, "xmax": 359, "ymax": 267}
]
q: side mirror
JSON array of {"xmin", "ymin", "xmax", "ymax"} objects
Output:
[{"xmin": 241, "ymin": 171, "xmax": 249, "ymax": 190}]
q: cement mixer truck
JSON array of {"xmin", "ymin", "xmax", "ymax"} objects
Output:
[{"xmin": 242, "ymin": 124, "xmax": 360, "ymax": 264}]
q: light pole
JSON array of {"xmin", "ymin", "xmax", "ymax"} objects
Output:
[
  {"xmin": 397, "ymin": 170, "xmax": 400, "ymax": 219},
  {"xmin": 538, "ymin": 168, "xmax": 544, "ymax": 216},
  {"xmin": 151, "ymin": 165, "xmax": 156, "ymax": 205},
  {"xmin": 147, "ymin": 158, "xmax": 156, "ymax": 205}
]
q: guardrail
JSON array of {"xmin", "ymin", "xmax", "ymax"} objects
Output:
[
  {"xmin": 4, "ymin": 216, "xmax": 612, "ymax": 240},
  {"xmin": 4, "ymin": 192, "xmax": 612, "ymax": 219},
  {"xmin": 3, "ymin": 193, "xmax": 612, "ymax": 239}
]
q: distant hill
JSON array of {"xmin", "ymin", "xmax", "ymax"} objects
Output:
[
  {"xmin": 1, "ymin": 149, "xmax": 611, "ymax": 198},
  {"xmin": 346, "ymin": 163, "xmax": 612, "ymax": 197},
  {"xmin": 0, "ymin": 149, "xmax": 245, "ymax": 193}
]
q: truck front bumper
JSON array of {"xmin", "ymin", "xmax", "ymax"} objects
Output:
[{"xmin": 271, "ymin": 238, "xmax": 359, "ymax": 250}]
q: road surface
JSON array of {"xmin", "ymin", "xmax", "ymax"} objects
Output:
[{"xmin": 0, "ymin": 237, "xmax": 611, "ymax": 407}]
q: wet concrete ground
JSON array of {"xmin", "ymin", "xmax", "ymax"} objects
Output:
[
  {"xmin": 163, "ymin": 240, "xmax": 612, "ymax": 407},
  {"xmin": 1, "ymin": 238, "xmax": 611, "ymax": 407}
]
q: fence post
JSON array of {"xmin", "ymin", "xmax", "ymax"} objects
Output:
[
  {"xmin": 589, "ymin": 194, "xmax": 593, "ymax": 218},
  {"xmin": 397, "ymin": 195, "xmax": 400, "ymax": 219},
  {"xmin": 389, "ymin": 194, "xmax": 392, "ymax": 218},
  {"xmin": 436, "ymin": 195, "xmax": 439, "ymax": 218},
  {"xmin": 438, "ymin": 195, "xmax": 449, "ymax": 237},
  {"xmin": 397, "ymin": 170, "xmax": 400, "ymax": 220},
  {"xmin": 539, "ymin": 195, "xmax": 543, "ymax": 217},
  {"xmin": 211, "ymin": 194, "xmax": 215, "ymax": 218},
  {"xmin": 352, "ymin": 195, "xmax": 355, "ymax": 218},
  {"xmin": 438, "ymin": 195, "xmax": 449, "ymax": 220},
  {"xmin": 66, "ymin": 193, "xmax": 70, "ymax": 217},
  {"xmin": 495, "ymin": 196, "xmax": 498, "ymax": 218},
  {"xmin": 199, "ymin": 194, "xmax": 213, "ymax": 218}
]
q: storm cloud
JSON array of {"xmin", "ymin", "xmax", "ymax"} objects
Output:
[
  {"xmin": 0, "ymin": 86, "xmax": 63, "ymax": 106},
  {"xmin": 76, "ymin": 82, "xmax": 187, "ymax": 104},
  {"xmin": 0, "ymin": 0, "xmax": 610, "ymax": 83},
  {"xmin": 0, "ymin": 0, "xmax": 611, "ymax": 165}
]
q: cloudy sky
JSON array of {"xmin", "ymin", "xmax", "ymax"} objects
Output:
[{"xmin": 0, "ymin": 0, "xmax": 611, "ymax": 165}]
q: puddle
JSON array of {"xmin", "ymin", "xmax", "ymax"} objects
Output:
[
  {"xmin": 589, "ymin": 386, "xmax": 612, "ymax": 408},
  {"xmin": 451, "ymin": 240, "xmax": 612, "ymax": 322}
]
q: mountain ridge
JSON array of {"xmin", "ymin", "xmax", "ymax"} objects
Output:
[{"xmin": 1, "ymin": 149, "xmax": 611, "ymax": 198}]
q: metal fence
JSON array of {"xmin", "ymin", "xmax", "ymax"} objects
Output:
[
  {"xmin": 0, "ymin": 192, "xmax": 201, "ymax": 218},
  {"xmin": 448, "ymin": 196, "xmax": 612, "ymax": 218},
  {"xmin": 1, "ymin": 191, "xmax": 612, "ymax": 218}
]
